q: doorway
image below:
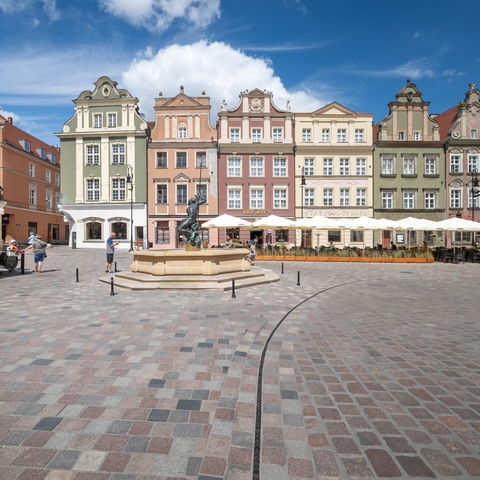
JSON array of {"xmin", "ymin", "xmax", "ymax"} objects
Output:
[{"xmin": 250, "ymin": 229, "xmax": 263, "ymax": 245}]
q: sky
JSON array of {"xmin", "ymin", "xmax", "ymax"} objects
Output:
[{"xmin": 0, "ymin": 0, "xmax": 478, "ymax": 146}]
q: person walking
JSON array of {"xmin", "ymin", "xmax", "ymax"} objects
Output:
[
  {"xmin": 246, "ymin": 241, "xmax": 256, "ymax": 266},
  {"xmin": 105, "ymin": 232, "xmax": 120, "ymax": 273},
  {"xmin": 24, "ymin": 234, "xmax": 51, "ymax": 273}
]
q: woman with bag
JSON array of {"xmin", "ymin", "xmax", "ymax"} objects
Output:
[{"xmin": 24, "ymin": 234, "xmax": 51, "ymax": 273}]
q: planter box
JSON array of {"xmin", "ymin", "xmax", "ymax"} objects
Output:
[{"xmin": 256, "ymin": 255, "xmax": 434, "ymax": 263}]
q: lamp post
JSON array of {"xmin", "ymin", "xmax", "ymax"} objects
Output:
[
  {"xmin": 0, "ymin": 185, "xmax": 6, "ymax": 247},
  {"xmin": 471, "ymin": 167, "xmax": 480, "ymax": 245},
  {"xmin": 126, "ymin": 165, "xmax": 134, "ymax": 252},
  {"xmin": 300, "ymin": 167, "xmax": 306, "ymax": 247}
]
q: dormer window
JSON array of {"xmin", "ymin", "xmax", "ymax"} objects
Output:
[
  {"xmin": 21, "ymin": 140, "xmax": 31, "ymax": 152},
  {"xmin": 37, "ymin": 148, "xmax": 46, "ymax": 159},
  {"xmin": 47, "ymin": 153, "xmax": 57, "ymax": 164}
]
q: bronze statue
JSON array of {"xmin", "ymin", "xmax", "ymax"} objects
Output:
[{"xmin": 178, "ymin": 193, "xmax": 206, "ymax": 248}]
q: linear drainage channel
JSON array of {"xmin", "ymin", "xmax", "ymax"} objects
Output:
[{"xmin": 252, "ymin": 281, "xmax": 352, "ymax": 480}]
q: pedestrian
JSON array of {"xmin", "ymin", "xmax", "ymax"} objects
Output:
[
  {"xmin": 246, "ymin": 242, "xmax": 256, "ymax": 266},
  {"xmin": 24, "ymin": 234, "xmax": 51, "ymax": 273},
  {"xmin": 105, "ymin": 232, "xmax": 120, "ymax": 273},
  {"xmin": 6, "ymin": 239, "xmax": 23, "ymax": 256}
]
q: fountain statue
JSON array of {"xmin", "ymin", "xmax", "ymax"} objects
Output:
[{"xmin": 178, "ymin": 193, "xmax": 206, "ymax": 249}]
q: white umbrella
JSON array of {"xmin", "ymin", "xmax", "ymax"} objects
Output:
[
  {"xmin": 336, "ymin": 216, "xmax": 385, "ymax": 230},
  {"xmin": 436, "ymin": 217, "xmax": 480, "ymax": 231},
  {"xmin": 251, "ymin": 214, "xmax": 296, "ymax": 228},
  {"xmin": 376, "ymin": 218, "xmax": 402, "ymax": 230},
  {"xmin": 295, "ymin": 217, "xmax": 316, "ymax": 228},
  {"xmin": 394, "ymin": 217, "xmax": 441, "ymax": 231},
  {"xmin": 202, "ymin": 214, "xmax": 252, "ymax": 228},
  {"xmin": 307, "ymin": 216, "xmax": 340, "ymax": 229}
]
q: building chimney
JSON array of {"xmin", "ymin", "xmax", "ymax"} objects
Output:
[{"xmin": 7, "ymin": 117, "xmax": 13, "ymax": 125}]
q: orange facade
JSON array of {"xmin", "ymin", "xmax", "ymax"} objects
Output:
[
  {"xmin": 0, "ymin": 115, "xmax": 67, "ymax": 243},
  {"xmin": 147, "ymin": 89, "xmax": 218, "ymax": 248}
]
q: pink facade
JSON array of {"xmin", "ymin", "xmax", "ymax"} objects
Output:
[{"xmin": 217, "ymin": 89, "xmax": 295, "ymax": 245}]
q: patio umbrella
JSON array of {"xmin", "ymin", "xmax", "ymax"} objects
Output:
[
  {"xmin": 436, "ymin": 217, "xmax": 480, "ymax": 231},
  {"xmin": 251, "ymin": 215, "xmax": 296, "ymax": 228},
  {"xmin": 307, "ymin": 216, "xmax": 340, "ymax": 229},
  {"xmin": 201, "ymin": 214, "xmax": 252, "ymax": 228},
  {"xmin": 393, "ymin": 217, "xmax": 440, "ymax": 231}
]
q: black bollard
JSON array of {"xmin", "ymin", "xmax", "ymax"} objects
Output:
[
  {"xmin": 110, "ymin": 277, "xmax": 115, "ymax": 296},
  {"xmin": 114, "ymin": 261, "xmax": 118, "ymax": 273},
  {"xmin": 76, "ymin": 267, "xmax": 79, "ymax": 283},
  {"xmin": 20, "ymin": 252, "xmax": 25, "ymax": 274},
  {"xmin": 231, "ymin": 279, "xmax": 236, "ymax": 298},
  {"xmin": 281, "ymin": 262, "xmax": 284, "ymax": 274},
  {"xmin": 297, "ymin": 271, "xmax": 301, "ymax": 287}
]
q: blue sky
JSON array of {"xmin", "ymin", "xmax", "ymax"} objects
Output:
[{"xmin": 0, "ymin": 0, "xmax": 478, "ymax": 145}]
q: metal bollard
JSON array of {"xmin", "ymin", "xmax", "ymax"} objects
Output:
[
  {"xmin": 297, "ymin": 271, "xmax": 301, "ymax": 287},
  {"xmin": 76, "ymin": 267, "xmax": 79, "ymax": 283},
  {"xmin": 281, "ymin": 262, "xmax": 284, "ymax": 274},
  {"xmin": 110, "ymin": 277, "xmax": 115, "ymax": 296},
  {"xmin": 114, "ymin": 261, "xmax": 118, "ymax": 272},
  {"xmin": 231, "ymin": 279, "xmax": 236, "ymax": 298},
  {"xmin": 20, "ymin": 252, "xmax": 25, "ymax": 274}
]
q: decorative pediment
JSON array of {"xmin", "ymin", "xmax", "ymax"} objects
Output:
[
  {"xmin": 80, "ymin": 216, "xmax": 104, "ymax": 223},
  {"xmin": 395, "ymin": 82, "xmax": 424, "ymax": 103},
  {"xmin": 107, "ymin": 217, "xmax": 129, "ymax": 222},
  {"xmin": 161, "ymin": 92, "xmax": 203, "ymax": 109},
  {"xmin": 174, "ymin": 173, "xmax": 190, "ymax": 183},
  {"xmin": 75, "ymin": 76, "xmax": 135, "ymax": 102},
  {"xmin": 449, "ymin": 178, "xmax": 464, "ymax": 187},
  {"xmin": 312, "ymin": 101, "xmax": 356, "ymax": 116}
]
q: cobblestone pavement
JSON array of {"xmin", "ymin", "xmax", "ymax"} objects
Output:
[{"xmin": 0, "ymin": 247, "xmax": 479, "ymax": 479}]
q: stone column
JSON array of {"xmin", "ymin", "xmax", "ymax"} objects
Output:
[
  {"xmin": 165, "ymin": 115, "xmax": 170, "ymax": 139},
  {"xmin": 187, "ymin": 115, "xmax": 193, "ymax": 139},
  {"xmin": 195, "ymin": 115, "xmax": 200, "ymax": 139},
  {"xmin": 264, "ymin": 116, "xmax": 271, "ymax": 142}
]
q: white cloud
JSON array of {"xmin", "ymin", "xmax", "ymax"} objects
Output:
[
  {"xmin": 0, "ymin": 0, "xmax": 59, "ymax": 20},
  {"xmin": 0, "ymin": 107, "xmax": 21, "ymax": 124},
  {"xmin": 348, "ymin": 59, "xmax": 436, "ymax": 80},
  {"xmin": 99, "ymin": 0, "xmax": 220, "ymax": 32},
  {"xmin": 121, "ymin": 40, "xmax": 328, "ymax": 120}
]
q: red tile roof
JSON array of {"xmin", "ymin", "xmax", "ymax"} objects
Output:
[{"xmin": 434, "ymin": 105, "xmax": 458, "ymax": 140}]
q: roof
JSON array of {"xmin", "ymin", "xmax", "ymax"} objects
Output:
[{"xmin": 434, "ymin": 105, "xmax": 458, "ymax": 140}]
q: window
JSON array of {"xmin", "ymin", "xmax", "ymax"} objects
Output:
[
  {"xmin": 304, "ymin": 158, "xmax": 314, "ymax": 176},
  {"xmin": 398, "ymin": 131, "xmax": 405, "ymax": 140},
  {"xmin": 48, "ymin": 153, "xmax": 57, "ymax": 165},
  {"xmin": 471, "ymin": 129, "xmax": 478, "ymax": 139},
  {"xmin": 273, "ymin": 157, "xmax": 287, "ymax": 177},
  {"xmin": 356, "ymin": 158, "xmax": 366, "ymax": 176},
  {"xmin": 321, "ymin": 128, "xmax": 330, "ymax": 142},
  {"xmin": 468, "ymin": 155, "xmax": 479, "ymax": 173},
  {"xmin": 468, "ymin": 188, "xmax": 479, "ymax": 208},
  {"xmin": 111, "ymin": 221, "xmax": 127, "ymax": 239},
  {"xmin": 350, "ymin": 230, "xmax": 363, "ymax": 242},
  {"xmin": 403, "ymin": 156, "xmax": 416, "ymax": 175},
  {"xmin": 340, "ymin": 158, "xmax": 349, "ymax": 176},
  {"xmin": 86, "ymin": 145, "xmax": 100, "ymax": 165},
  {"xmin": 250, "ymin": 157, "xmax": 264, "ymax": 177},
  {"xmin": 382, "ymin": 191, "xmax": 393, "ymax": 209},
  {"xmin": 413, "ymin": 131, "xmax": 421, "ymax": 141},
  {"xmin": 54, "ymin": 173, "xmax": 60, "ymax": 186},
  {"xmin": 337, "ymin": 129, "xmax": 346, "ymax": 142},
  {"xmin": 275, "ymin": 229, "xmax": 288, "ymax": 242},
  {"xmin": 86, "ymin": 221, "xmax": 102, "ymax": 240},
  {"xmin": 196, "ymin": 151, "xmax": 207, "ymax": 168},
  {"xmin": 45, "ymin": 191, "xmax": 52, "ymax": 209},
  {"xmin": 111, "ymin": 144, "xmax": 125, "ymax": 164},
  {"xmin": 250, "ymin": 189, "xmax": 264, "ymax": 209},
  {"xmin": 425, "ymin": 157, "xmax": 436, "ymax": 175},
  {"xmin": 323, "ymin": 188, "xmax": 333, "ymax": 206},
  {"xmin": 450, "ymin": 155, "xmax": 462, "ymax": 173},
  {"xmin": 328, "ymin": 230, "xmax": 341, "ymax": 242},
  {"xmin": 382, "ymin": 157, "xmax": 394, "ymax": 175},
  {"xmin": 177, "ymin": 184, "xmax": 187, "ymax": 204},
  {"xmin": 272, "ymin": 128, "xmax": 283, "ymax": 142},
  {"xmin": 108, "ymin": 113, "xmax": 117, "ymax": 128},
  {"xmin": 38, "ymin": 148, "xmax": 46, "ymax": 159},
  {"xmin": 178, "ymin": 127, "xmax": 187, "ymax": 139},
  {"xmin": 45, "ymin": 170, "xmax": 51, "ymax": 183},
  {"xmin": 252, "ymin": 128, "xmax": 262, "ymax": 142},
  {"xmin": 196, "ymin": 184, "xmax": 207, "ymax": 200},
  {"xmin": 455, "ymin": 231, "xmax": 473, "ymax": 243},
  {"xmin": 86, "ymin": 178, "xmax": 100, "ymax": 201},
  {"xmin": 273, "ymin": 189, "xmax": 287, "ymax": 209},
  {"xmin": 156, "ymin": 184, "xmax": 167, "ymax": 204},
  {"xmin": 323, "ymin": 158, "xmax": 333, "ymax": 176},
  {"xmin": 93, "ymin": 113, "xmax": 102, "ymax": 128},
  {"xmin": 156, "ymin": 152, "xmax": 167, "ymax": 168},
  {"xmin": 450, "ymin": 189, "xmax": 461, "ymax": 209},
  {"xmin": 28, "ymin": 163, "xmax": 35, "ymax": 177},
  {"xmin": 29, "ymin": 187, "xmax": 37, "ymax": 206},
  {"xmin": 340, "ymin": 188, "xmax": 350, "ymax": 206},
  {"xmin": 227, "ymin": 157, "xmax": 241, "ymax": 177},
  {"xmin": 176, "ymin": 152, "xmax": 187, "ymax": 168},
  {"xmin": 304, "ymin": 188, "xmax": 314, "ymax": 206},
  {"xmin": 354, "ymin": 129, "xmax": 364, "ymax": 143},
  {"xmin": 22, "ymin": 140, "xmax": 31, "ymax": 152},
  {"xmin": 156, "ymin": 221, "xmax": 170, "ymax": 244},
  {"xmin": 356, "ymin": 188, "xmax": 367, "ymax": 206},
  {"xmin": 230, "ymin": 128, "xmax": 240, "ymax": 142},
  {"xmin": 403, "ymin": 191, "xmax": 415, "ymax": 209},
  {"xmin": 425, "ymin": 192, "xmax": 436, "ymax": 209},
  {"xmin": 302, "ymin": 128, "xmax": 311, "ymax": 142},
  {"xmin": 111, "ymin": 178, "xmax": 126, "ymax": 201},
  {"xmin": 228, "ymin": 188, "xmax": 242, "ymax": 209}
]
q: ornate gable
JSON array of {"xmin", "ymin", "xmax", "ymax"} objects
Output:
[
  {"xmin": 395, "ymin": 82, "xmax": 424, "ymax": 104},
  {"xmin": 313, "ymin": 102, "xmax": 356, "ymax": 116}
]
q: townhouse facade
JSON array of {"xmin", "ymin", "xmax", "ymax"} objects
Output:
[
  {"xmin": 374, "ymin": 81, "xmax": 445, "ymax": 247},
  {"xmin": 295, "ymin": 102, "xmax": 373, "ymax": 247},
  {"xmin": 56, "ymin": 76, "xmax": 148, "ymax": 249},
  {"xmin": 217, "ymin": 89, "xmax": 295, "ymax": 245},
  {"xmin": 0, "ymin": 114, "xmax": 66, "ymax": 243},
  {"xmin": 436, "ymin": 83, "xmax": 480, "ymax": 245},
  {"xmin": 147, "ymin": 87, "xmax": 218, "ymax": 249}
]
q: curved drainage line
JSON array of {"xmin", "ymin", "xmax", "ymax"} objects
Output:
[{"xmin": 252, "ymin": 281, "xmax": 352, "ymax": 480}]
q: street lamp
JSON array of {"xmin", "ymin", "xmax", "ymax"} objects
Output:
[
  {"xmin": 0, "ymin": 185, "xmax": 6, "ymax": 246},
  {"xmin": 300, "ymin": 167, "xmax": 306, "ymax": 247},
  {"xmin": 126, "ymin": 165, "xmax": 134, "ymax": 252},
  {"xmin": 471, "ymin": 167, "xmax": 480, "ymax": 245}
]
